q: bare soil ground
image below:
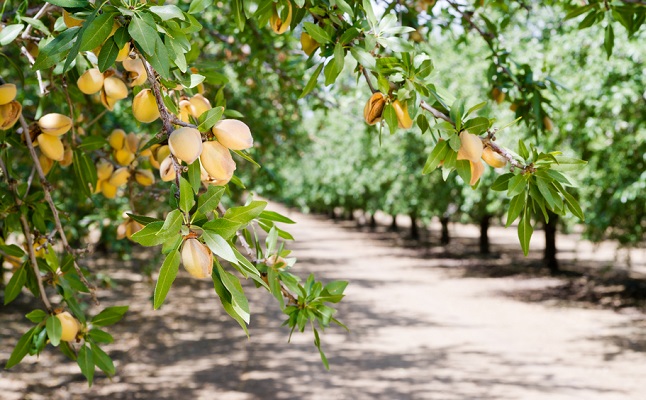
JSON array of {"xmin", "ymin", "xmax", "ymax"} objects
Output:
[{"xmin": 1, "ymin": 204, "xmax": 645, "ymax": 400}]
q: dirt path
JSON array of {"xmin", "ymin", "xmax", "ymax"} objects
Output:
[{"xmin": 1, "ymin": 204, "xmax": 646, "ymax": 399}]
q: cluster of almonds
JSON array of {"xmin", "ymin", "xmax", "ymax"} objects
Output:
[
  {"xmin": 0, "ymin": 83, "xmax": 22, "ymax": 130},
  {"xmin": 162, "ymin": 118, "xmax": 253, "ymax": 186},
  {"xmin": 363, "ymin": 92, "xmax": 413, "ymax": 129},
  {"xmin": 35, "ymin": 113, "xmax": 74, "ymax": 173},
  {"xmin": 94, "ymin": 129, "xmax": 155, "ymax": 199},
  {"xmin": 456, "ymin": 131, "xmax": 508, "ymax": 185}
]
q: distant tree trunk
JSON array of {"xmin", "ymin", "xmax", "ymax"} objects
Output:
[
  {"xmin": 370, "ymin": 213, "xmax": 377, "ymax": 230},
  {"xmin": 440, "ymin": 216, "xmax": 450, "ymax": 245},
  {"xmin": 329, "ymin": 209, "xmax": 336, "ymax": 220},
  {"xmin": 410, "ymin": 211, "xmax": 419, "ymax": 240},
  {"xmin": 389, "ymin": 215, "xmax": 398, "ymax": 232},
  {"xmin": 479, "ymin": 214, "xmax": 491, "ymax": 255},
  {"xmin": 347, "ymin": 208, "xmax": 354, "ymax": 220},
  {"xmin": 544, "ymin": 211, "xmax": 559, "ymax": 274}
]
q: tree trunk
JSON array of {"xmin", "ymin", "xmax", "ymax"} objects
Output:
[
  {"xmin": 479, "ymin": 214, "xmax": 491, "ymax": 255},
  {"xmin": 544, "ymin": 211, "xmax": 559, "ymax": 275},
  {"xmin": 347, "ymin": 208, "xmax": 354, "ymax": 220},
  {"xmin": 370, "ymin": 213, "xmax": 377, "ymax": 230},
  {"xmin": 389, "ymin": 215, "xmax": 398, "ymax": 232},
  {"xmin": 440, "ymin": 216, "xmax": 450, "ymax": 245},
  {"xmin": 329, "ymin": 209, "xmax": 336, "ymax": 220},
  {"xmin": 410, "ymin": 212, "xmax": 419, "ymax": 240}
]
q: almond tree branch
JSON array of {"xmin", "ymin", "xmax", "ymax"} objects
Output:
[
  {"xmin": 20, "ymin": 2, "xmax": 50, "ymax": 39},
  {"xmin": 18, "ymin": 115, "xmax": 98, "ymax": 304},
  {"xmin": 20, "ymin": 214, "xmax": 53, "ymax": 312}
]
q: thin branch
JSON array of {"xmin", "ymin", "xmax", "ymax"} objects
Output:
[
  {"xmin": 20, "ymin": 214, "xmax": 53, "ymax": 312},
  {"xmin": 20, "ymin": 46, "xmax": 47, "ymax": 95},
  {"xmin": 21, "ymin": 2, "xmax": 51, "ymax": 39},
  {"xmin": 361, "ymin": 67, "xmax": 378, "ymax": 94},
  {"xmin": 419, "ymin": 100, "xmax": 451, "ymax": 123},
  {"xmin": 18, "ymin": 115, "xmax": 98, "ymax": 303}
]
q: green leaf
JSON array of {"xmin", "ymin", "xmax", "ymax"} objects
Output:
[
  {"xmin": 73, "ymin": 149, "xmax": 97, "ymax": 199},
  {"xmin": 5, "ymin": 327, "xmax": 37, "ymax": 369},
  {"xmin": 149, "ymin": 5, "xmax": 185, "ymax": 21},
  {"xmin": 604, "ymin": 23, "xmax": 614, "ymax": 58},
  {"xmin": 187, "ymin": 160, "xmax": 202, "ymax": 194},
  {"xmin": 202, "ymin": 231, "xmax": 237, "ymax": 264},
  {"xmin": 154, "ymin": 250, "xmax": 180, "ymax": 309},
  {"xmin": 188, "ymin": 0, "xmax": 213, "ymax": 14},
  {"xmin": 232, "ymin": 0, "xmax": 246, "ymax": 30},
  {"xmin": 157, "ymin": 209, "xmax": 183, "ymax": 238},
  {"xmin": 179, "ymin": 178, "xmax": 195, "ymax": 213},
  {"xmin": 25, "ymin": 310, "xmax": 48, "ymax": 323},
  {"xmin": 462, "ymin": 117, "xmax": 490, "ymax": 135},
  {"xmin": 33, "ymin": 27, "xmax": 80, "ymax": 70},
  {"xmin": 562, "ymin": 190, "xmax": 585, "ymax": 221},
  {"xmin": 506, "ymin": 194, "xmax": 525, "ymax": 228},
  {"xmin": 224, "ymin": 201, "xmax": 266, "ymax": 226},
  {"xmin": 128, "ymin": 15, "xmax": 157, "ymax": 55},
  {"xmin": 216, "ymin": 263, "xmax": 250, "ymax": 324},
  {"xmin": 491, "ymin": 173, "xmax": 514, "ymax": 191},
  {"xmin": 212, "ymin": 266, "xmax": 249, "ymax": 335},
  {"xmin": 350, "ymin": 47, "xmax": 376, "ymax": 70},
  {"xmin": 259, "ymin": 210, "xmax": 295, "ymax": 224},
  {"xmin": 89, "ymin": 328, "xmax": 114, "ymax": 344},
  {"xmin": 130, "ymin": 221, "xmax": 169, "ymax": 246},
  {"xmin": 422, "ymin": 140, "xmax": 448, "ymax": 174},
  {"xmin": 383, "ymin": 104, "xmax": 398, "ymax": 135},
  {"xmin": 507, "ymin": 174, "xmax": 527, "ymax": 197},
  {"xmin": 97, "ymin": 36, "xmax": 119, "ymax": 73},
  {"xmin": 300, "ymin": 62, "xmax": 324, "ymax": 98},
  {"xmin": 0, "ymin": 244, "xmax": 24, "ymax": 257},
  {"xmin": 46, "ymin": 315, "xmax": 63, "ymax": 347},
  {"xmin": 196, "ymin": 185, "xmax": 225, "ymax": 216},
  {"xmin": 196, "ymin": 106, "xmax": 224, "ymax": 131},
  {"xmin": 4, "ymin": 263, "xmax": 27, "ymax": 305},
  {"xmin": 535, "ymin": 177, "xmax": 557, "ymax": 210},
  {"xmin": 91, "ymin": 343, "xmax": 115, "ymax": 377},
  {"xmin": 91, "ymin": 306, "xmax": 129, "ymax": 327},
  {"xmin": 201, "ymin": 218, "xmax": 241, "ymax": 240},
  {"xmin": 518, "ymin": 140, "xmax": 529, "ymax": 160},
  {"xmin": 77, "ymin": 344, "xmax": 94, "ymax": 386},
  {"xmin": 48, "ymin": 0, "xmax": 88, "ymax": 6},
  {"xmin": 0, "ymin": 24, "xmax": 24, "ymax": 46},
  {"xmin": 518, "ymin": 209, "xmax": 533, "ymax": 257},
  {"xmin": 79, "ymin": 12, "xmax": 115, "ymax": 52},
  {"xmin": 303, "ymin": 22, "xmax": 331, "ymax": 44}
]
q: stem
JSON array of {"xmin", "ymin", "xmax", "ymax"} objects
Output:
[
  {"xmin": 362, "ymin": 67, "xmax": 378, "ymax": 94},
  {"xmin": 20, "ymin": 214, "xmax": 53, "ymax": 312},
  {"xmin": 21, "ymin": 2, "xmax": 50, "ymax": 40}
]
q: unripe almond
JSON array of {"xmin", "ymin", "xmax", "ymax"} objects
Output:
[
  {"xmin": 188, "ymin": 94, "xmax": 211, "ymax": 119},
  {"xmin": 159, "ymin": 156, "xmax": 176, "ymax": 182},
  {"xmin": 60, "ymin": 147, "xmax": 73, "ymax": 167},
  {"xmin": 168, "ymin": 127, "xmax": 203, "ymax": 164},
  {"xmin": 363, "ymin": 92, "xmax": 386, "ymax": 125},
  {"xmin": 109, "ymin": 167, "xmax": 130, "ymax": 186},
  {"xmin": 469, "ymin": 160, "xmax": 485, "ymax": 186},
  {"xmin": 115, "ymin": 42, "xmax": 131, "ymax": 62},
  {"xmin": 122, "ymin": 57, "xmax": 148, "ymax": 87},
  {"xmin": 126, "ymin": 219, "xmax": 144, "ymax": 239},
  {"xmin": 151, "ymin": 145, "xmax": 171, "ymax": 169},
  {"xmin": 56, "ymin": 311, "xmax": 80, "ymax": 342},
  {"xmin": 181, "ymin": 238, "xmax": 213, "ymax": 279},
  {"xmin": 135, "ymin": 169, "xmax": 155, "ymax": 186},
  {"xmin": 0, "ymin": 83, "xmax": 17, "ymax": 105},
  {"xmin": 0, "ymin": 101, "xmax": 22, "ymax": 130},
  {"xmin": 100, "ymin": 90, "xmax": 119, "ymax": 111},
  {"xmin": 63, "ymin": 10, "xmax": 84, "ymax": 28},
  {"xmin": 125, "ymin": 132, "xmax": 140, "ymax": 154},
  {"xmin": 543, "ymin": 116, "xmax": 554, "ymax": 132},
  {"xmin": 270, "ymin": 2, "xmax": 292, "ymax": 34},
  {"xmin": 39, "ymin": 153, "xmax": 54, "ymax": 175},
  {"xmin": 114, "ymin": 148, "xmax": 135, "ymax": 166},
  {"xmin": 212, "ymin": 119, "xmax": 253, "ymax": 150},
  {"xmin": 108, "ymin": 129, "xmax": 126, "ymax": 150},
  {"xmin": 132, "ymin": 89, "xmax": 160, "ymax": 123},
  {"xmin": 492, "ymin": 87, "xmax": 505, "ymax": 104},
  {"xmin": 116, "ymin": 220, "xmax": 128, "ymax": 240},
  {"xmin": 457, "ymin": 131, "xmax": 483, "ymax": 162},
  {"xmin": 300, "ymin": 32, "xmax": 319, "ymax": 56},
  {"xmin": 38, "ymin": 113, "xmax": 73, "ymax": 136},
  {"xmin": 101, "ymin": 181, "xmax": 117, "ymax": 198},
  {"xmin": 93, "ymin": 179, "xmax": 103, "ymax": 194},
  {"xmin": 96, "ymin": 159, "xmax": 114, "ymax": 180},
  {"xmin": 482, "ymin": 147, "xmax": 507, "ymax": 169},
  {"xmin": 77, "ymin": 69, "xmax": 105, "ymax": 95},
  {"xmin": 200, "ymin": 141, "xmax": 236, "ymax": 181},
  {"xmin": 178, "ymin": 100, "xmax": 192, "ymax": 123},
  {"xmin": 103, "ymin": 77, "xmax": 128, "ymax": 100},
  {"xmin": 37, "ymin": 134, "xmax": 65, "ymax": 161},
  {"xmin": 392, "ymin": 100, "xmax": 413, "ymax": 129},
  {"xmin": 266, "ymin": 254, "xmax": 287, "ymax": 269}
]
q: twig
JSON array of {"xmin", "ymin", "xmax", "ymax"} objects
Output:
[
  {"xmin": 419, "ymin": 100, "xmax": 451, "ymax": 123},
  {"xmin": 21, "ymin": 2, "xmax": 50, "ymax": 39},
  {"xmin": 18, "ymin": 115, "xmax": 98, "ymax": 303},
  {"xmin": 361, "ymin": 67, "xmax": 378, "ymax": 94},
  {"xmin": 85, "ymin": 109, "xmax": 108, "ymax": 129},
  {"xmin": 20, "ymin": 46, "xmax": 47, "ymax": 95},
  {"xmin": 20, "ymin": 214, "xmax": 53, "ymax": 312}
]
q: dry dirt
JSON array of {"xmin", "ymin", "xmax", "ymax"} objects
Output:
[{"xmin": 1, "ymin": 203, "xmax": 645, "ymax": 400}]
